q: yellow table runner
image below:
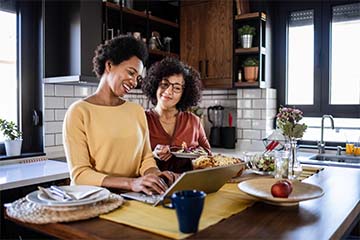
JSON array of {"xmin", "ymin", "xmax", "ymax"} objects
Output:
[
  {"xmin": 100, "ymin": 183, "xmax": 254, "ymax": 239},
  {"xmin": 100, "ymin": 166, "xmax": 323, "ymax": 239}
]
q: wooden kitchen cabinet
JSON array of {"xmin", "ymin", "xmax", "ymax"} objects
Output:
[{"xmin": 180, "ymin": 0, "xmax": 233, "ymax": 89}]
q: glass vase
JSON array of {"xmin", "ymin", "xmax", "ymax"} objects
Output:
[{"xmin": 288, "ymin": 138, "xmax": 302, "ymax": 179}]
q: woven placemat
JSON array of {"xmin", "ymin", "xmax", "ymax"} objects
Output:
[{"xmin": 6, "ymin": 193, "xmax": 124, "ymax": 224}]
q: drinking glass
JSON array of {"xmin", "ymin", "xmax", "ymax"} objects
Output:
[{"xmin": 274, "ymin": 151, "xmax": 289, "ymax": 179}]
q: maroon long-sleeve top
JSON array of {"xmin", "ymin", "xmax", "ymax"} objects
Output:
[{"xmin": 145, "ymin": 109, "xmax": 212, "ymax": 173}]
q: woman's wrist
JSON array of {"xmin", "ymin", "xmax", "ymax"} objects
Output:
[
  {"xmin": 144, "ymin": 167, "xmax": 161, "ymax": 175},
  {"xmin": 102, "ymin": 176, "xmax": 133, "ymax": 191}
]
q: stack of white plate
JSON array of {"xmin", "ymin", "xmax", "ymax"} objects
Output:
[{"xmin": 26, "ymin": 185, "xmax": 111, "ymax": 208}]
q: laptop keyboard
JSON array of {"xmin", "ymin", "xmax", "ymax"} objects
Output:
[{"xmin": 121, "ymin": 192, "xmax": 162, "ymax": 204}]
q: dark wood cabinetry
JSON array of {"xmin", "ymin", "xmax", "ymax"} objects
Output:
[
  {"xmin": 233, "ymin": 12, "xmax": 268, "ymax": 88},
  {"xmin": 103, "ymin": 1, "xmax": 180, "ymax": 66},
  {"xmin": 180, "ymin": 0, "xmax": 233, "ymax": 89},
  {"xmin": 43, "ymin": 0, "xmax": 102, "ymax": 84}
]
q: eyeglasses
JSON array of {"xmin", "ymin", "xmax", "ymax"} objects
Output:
[
  {"xmin": 158, "ymin": 79, "xmax": 185, "ymax": 93},
  {"xmin": 136, "ymin": 75, "xmax": 143, "ymax": 85}
]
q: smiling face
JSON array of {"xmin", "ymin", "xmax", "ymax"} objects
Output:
[
  {"xmin": 156, "ymin": 74, "xmax": 185, "ymax": 110},
  {"xmin": 105, "ymin": 56, "xmax": 144, "ymax": 98}
]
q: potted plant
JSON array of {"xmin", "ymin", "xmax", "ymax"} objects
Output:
[
  {"xmin": 0, "ymin": 118, "xmax": 23, "ymax": 156},
  {"xmin": 238, "ymin": 25, "xmax": 256, "ymax": 48},
  {"xmin": 243, "ymin": 57, "xmax": 259, "ymax": 82}
]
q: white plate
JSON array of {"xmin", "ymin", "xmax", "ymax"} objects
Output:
[
  {"xmin": 238, "ymin": 178, "xmax": 324, "ymax": 206},
  {"xmin": 171, "ymin": 152, "xmax": 206, "ymax": 159},
  {"xmin": 249, "ymin": 169, "xmax": 274, "ymax": 176},
  {"xmin": 27, "ymin": 185, "xmax": 110, "ymax": 207}
]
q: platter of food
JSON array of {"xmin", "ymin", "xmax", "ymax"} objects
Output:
[
  {"xmin": 170, "ymin": 142, "xmax": 208, "ymax": 159},
  {"xmin": 192, "ymin": 154, "xmax": 246, "ymax": 177}
]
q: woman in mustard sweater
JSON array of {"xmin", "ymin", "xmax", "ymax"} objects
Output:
[
  {"xmin": 142, "ymin": 57, "xmax": 211, "ymax": 173},
  {"xmin": 63, "ymin": 36, "xmax": 174, "ymax": 195}
]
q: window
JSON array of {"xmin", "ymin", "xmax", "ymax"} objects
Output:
[
  {"xmin": 276, "ymin": 1, "xmax": 360, "ymax": 145},
  {"xmin": 330, "ymin": 3, "xmax": 360, "ymax": 105},
  {"xmin": 287, "ymin": 10, "xmax": 314, "ymax": 105},
  {"xmin": 0, "ymin": 10, "xmax": 17, "ymax": 143},
  {"xmin": 0, "ymin": 2, "xmax": 43, "ymax": 157}
]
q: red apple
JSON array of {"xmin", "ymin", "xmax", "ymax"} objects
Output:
[
  {"xmin": 282, "ymin": 179, "xmax": 293, "ymax": 193},
  {"xmin": 271, "ymin": 180, "xmax": 291, "ymax": 198}
]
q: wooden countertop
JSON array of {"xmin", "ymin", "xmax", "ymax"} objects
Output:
[{"xmin": 5, "ymin": 166, "xmax": 360, "ymax": 239}]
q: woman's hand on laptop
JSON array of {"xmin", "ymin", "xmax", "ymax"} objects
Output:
[
  {"xmin": 130, "ymin": 174, "xmax": 169, "ymax": 195},
  {"xmin": 156, "ymin": 170, "xmax": 178, "ymax": 187}
]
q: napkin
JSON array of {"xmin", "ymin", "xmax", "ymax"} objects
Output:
[{"xmin": 38, "ymin": 186, "xmax": 103, "ymax": 202}]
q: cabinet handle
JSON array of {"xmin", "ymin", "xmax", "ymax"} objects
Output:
[
  {"xmin": 205, "ymin": 60, "xmax": 209, "ymax": 77},
  {"xmin": 199, "ymin": 60, "xmax": 202, "ymax": 77}
]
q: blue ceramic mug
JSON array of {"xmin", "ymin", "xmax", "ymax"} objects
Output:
[{"xmin": 163, "ymin": 190, "xmax": 206, "ymax": 233}]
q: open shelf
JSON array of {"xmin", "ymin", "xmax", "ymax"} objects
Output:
[
  {"xmin": 105, "ymin": 2, "xmax": 178, "ymax": 28},
  {"xmin": 234, "ymin": 81, "xmax": 260, "ymax": 88},
  {"xmin": 235, "ymin": 47, "xmax": 266, "ymax": 54},
  {"xmin": 235, "ymin": 12, "xmax": 266, "ymax": 21}
]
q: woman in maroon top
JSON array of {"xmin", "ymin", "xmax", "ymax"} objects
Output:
[{"xmin": 142, "ymin": 57, "xmax": 211, "ymax": 173}]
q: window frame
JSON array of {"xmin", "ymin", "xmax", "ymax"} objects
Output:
[
  {"xmin": 0, "ymin": 1, "xmax": 43, "ymax": 157},
  {"xmin": 275, "ymin": 0, "xmax": 360, "ymax": 119}
]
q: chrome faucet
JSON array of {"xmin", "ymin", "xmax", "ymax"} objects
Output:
[{"xmin": 318, "ymin": 115, "xmax": 335, "ymax": 154}]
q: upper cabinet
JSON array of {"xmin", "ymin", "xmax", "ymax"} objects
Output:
[
  {"xmin": 103, "ymin": 0, "xmax": 180, "ymax": 67},
  {"xmin": 43, "ymin": 0, "xmax": 102, "ymax": 84},
  {"xmin": 180, "ymin": 0, "xmax": 233, "ymax": 89}
]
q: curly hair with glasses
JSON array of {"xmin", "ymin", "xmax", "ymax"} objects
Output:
[
  {"xmin": 142, "ymin": 57, "xmax": 202, "ymax": 111},
  {"xmin": 92, "ymin": 35, "xmax": 148, "ymax": 79}
]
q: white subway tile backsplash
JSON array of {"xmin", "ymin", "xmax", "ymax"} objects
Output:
[
  {"xmin": 45, "ymin": 97, "xmax": 64, "ymax": 109},
  {"xmin": 64, "ymin": 97, "xmax": 81, "ymax": 108},
  {"xmin": 243, "ymin": 129, "xmax": 261, "ymax": 139},
  {"xmin": 252, "ymin": 120, "xmax": 267, "ymax": 130},
  {"xmin": 74, "ymin": 86, "xmax": 92, "ymax": 97},
  {"xmin": 261, "ymin": 109, "xmax": 277, "ymax": 120},
  {"xmin": 55, "ymin": 133, "xmax": 63, "ymax": 145},
  {"xmin": 44, "ymin": 110, "xmax": 55, "ymax": 121},
  {"xmin": 202, "ymin": 95, "xmax": 213, "ymax": 100},
  {"xmin": 266, "ymin": 99, "xmax": 277, "ymax": 109},
  {"xmin": 261, "ymin": 88, "xmax": 277, "ymax": 99},
  {"xmin": 236, "ymin": 139, "xmax": 252, "ymax": 150},
  {"xmin": 237, "ymin": 99, "xmax": 252, "ymax": 109},
  {"xmin": 44, "ymin": 84, "xmax": 55, "ymax": 96},
  {"xmin": 55, "ymin": 85, "xmax": 74, "ymax": 96},
  {"xmin": 236, "ymin": 109, "xmax": 242, "ymax": 119},
  {"xmin": 243, "ymin": 89, "xmax": 261, "ymax": 99},
  {"xmin": 202, "ymin": 90, "xmax": 213, "ymax": 95},
  {"xmin": 237, "ymin": 129, "xmax": 242, "ymax": 139},
  {"xmin": 250, "ymin": 140, "xmax": 264, "ymax": 150},
  {"xmin": 212, "ymin": 90, "xmax": 229, "ymax": 95},
  {"xmin": 222, "ymin": 100, "xmax": 237, "ymax": 108},
  {"xmin": 45, "ymin": 134, "xmax": 55, "ymax": 147},
  {"xmin": 228, "ymin": 94, "xmax": 237, "ymax": 99},
  {"xmin": 212, "ymin": 95, "xmax": 229, "ymax": 100},
  {"xmin": 252, "ymin": 99, "xmax": 266, "ymax": 109},
  {"xmin": 45, "ymin": 121, "xmax": 63, "ymax": 134},
  {"xmin": 243, "ymin": 109, "xmax": 261, "ymax": 119},
  {"xmin": 236, "ymin": 89, "xmax": 243, "ymax": 98},
  {"xmin": 237, "ymin": 119, "xmax": 252, "ymax": 129},
  {"xmin": 55, "ymin": 109, "xmax": 67, "ymax": 121}
]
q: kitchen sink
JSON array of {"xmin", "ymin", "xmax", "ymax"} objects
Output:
[
  {"xmin": 299, "ymin": 152, "xmax": 360, "ymax": 168},
  {"xmin": 309, "ymin": 154, "xmax": 360, "ymax": 164}
]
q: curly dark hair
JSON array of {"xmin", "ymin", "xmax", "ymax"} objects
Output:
[
  {"xmin": 92, "ymin": 35, "xmax": 148, "ymax": 78},
  {"xmin": 142, "ymin": 57, "xmax": 202, "ymax": 111}
]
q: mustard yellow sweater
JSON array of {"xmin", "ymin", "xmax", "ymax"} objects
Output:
[{"xmin": 63, "ymin": 100, "xmax": 157, "ymax": 186}]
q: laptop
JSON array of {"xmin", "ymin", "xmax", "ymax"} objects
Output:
[{"xmin": 121, "ymin": 163, "xmax": 244, "ymax": 206}]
